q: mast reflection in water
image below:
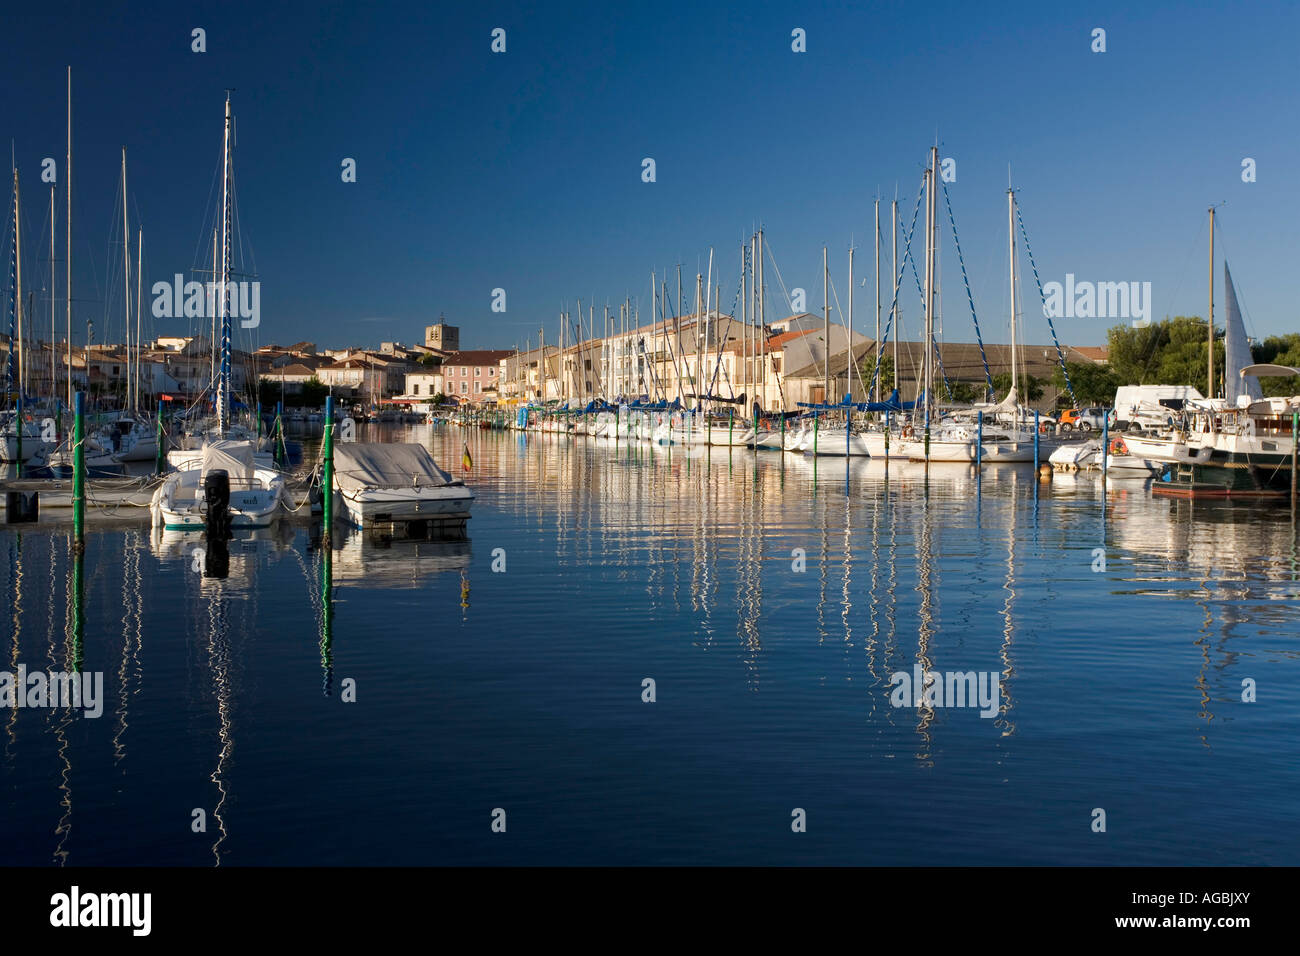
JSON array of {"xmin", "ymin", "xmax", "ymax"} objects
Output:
[{"xmin": 1, "ymin": 425, "xmax": 1298, "ymax": 865}]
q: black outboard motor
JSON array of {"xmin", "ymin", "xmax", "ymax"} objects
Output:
[{"xmin": 204, "ymin": 469, "xmax": 233, "ymax": 541}]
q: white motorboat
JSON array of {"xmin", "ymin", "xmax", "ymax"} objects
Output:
[
  {"xmin": 152, "ymin": 440, "xmax": 288, "ymax": 530},
  {"xmin": 331, "ymin": 442, "xmax": 474, "ymax": 528}
]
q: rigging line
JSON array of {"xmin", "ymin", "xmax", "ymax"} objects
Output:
[
  {"xmin": 940, "ymin": 179, "xmax": 994, "ymax": 397},
  {"xmin": 1015, "ymin": 197, "xmax": 1076, "ymax": 407},
  {"xmin": 868, "ymin": 177, "xmax": 924, "ymax": 399}
]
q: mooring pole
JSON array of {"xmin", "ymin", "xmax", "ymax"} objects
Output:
[
  {"xmin": 155, "ymin": 401, "xmax": 165, "ymax": 475},
  {"xmin": 322, "ymin": 395, "xmax": 335, "ymax": 546},
  {"xmin": 977, "ymin": 410, "xmax": 983, "ymax": 468},
  {"xmin": 15, "ymin": 392, "xmax": 22, "ymax": 478},
  {"xmin": 1033, "ymin": 410, "xmax": 1040, "ymax": 472},
  {"xmin": 73, "ymin": 390, "xmax": 85, "ymax": 545},
  {"xmin": 1102, "ymin": 408, "xmax": 1110, "ymax": 481}
]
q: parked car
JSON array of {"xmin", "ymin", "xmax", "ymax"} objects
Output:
[{"xmin": 1058, "ymin": 407, "xmax": 1107, "ymax": 431}]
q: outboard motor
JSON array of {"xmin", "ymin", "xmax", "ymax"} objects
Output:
[{"xmin": 204, "ymin": 468, "xmax": 232, "ymax": 541}]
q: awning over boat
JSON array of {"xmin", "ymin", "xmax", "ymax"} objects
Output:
[
  {"xmin": 201, "ymin": 440, "xmax": 256, "ymax": 485},
  {"xmin": 1240, "ymin": 363, "xmax": 1300, "ymax": 378},
  {"xmin": 333, "ymin": 442, "xmax": 456, "ymax": 493}
]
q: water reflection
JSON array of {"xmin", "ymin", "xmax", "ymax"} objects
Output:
[{"xmin": 1, "ymin": 423, "xmax": 1299, "ymax": 864}]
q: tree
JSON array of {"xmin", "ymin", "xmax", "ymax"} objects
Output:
[
  {"xmin": 991, "ymin": 372, "xmax": 1044, "ymax": 402},
  {"xmin": 1051, "ymin": 361, "xmax": 1122, "ymax": 407},
  {"xmin": 1251, "ymin": 334, "xmax": 1300, "ymax": 396},
  {"xmin": 1106, "ymin": 316, "xmax": 1221, "ymax": 391},
  {"xmin": 301, "ymin": 376, "xmax": 329, "ymax": 407}
]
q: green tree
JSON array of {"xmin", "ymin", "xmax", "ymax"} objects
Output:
[
  {"xmin": 301, "ymin": 376, "xmax": 329, "ymax": 406},
  {"xmin": 1251, "ymin": 334, "xmax": 1300, "ymax": 396},
  {"xmin": 991, "ymin": 372, "xmax": 1044, "ymax": 402},
  {"xmin": 1051, "ymin": 361, "xmax": 1122, "ymax": 407},
  {"xmin": 1106, "ymin": 316, "xmax": 1221, "ymax": 391}
]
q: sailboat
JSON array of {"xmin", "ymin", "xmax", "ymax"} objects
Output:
[
  {"xmin": 152, "ymin": 93, "xmax": 287, "ymax": 530},
  {"xmin": 3, "ymin": 164, "xmax": 51, "ymax": 466},
  {"xmin": 1154, "ymin": 251, "xmax": 1300, "ymax": 497}
]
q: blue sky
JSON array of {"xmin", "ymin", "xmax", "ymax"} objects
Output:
[{"xmin": 2, "ymin": 0, "xmax": 1295, "ymax": 354}]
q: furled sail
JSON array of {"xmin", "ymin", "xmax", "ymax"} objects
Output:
[{"xmin": 1223, "ymin": 262, "xmax": 1262, "ymax": 405}]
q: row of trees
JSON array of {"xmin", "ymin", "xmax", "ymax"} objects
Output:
[{"xmin": 1075, "ymin": 317, "xmax": 1300, "ymax": 400}]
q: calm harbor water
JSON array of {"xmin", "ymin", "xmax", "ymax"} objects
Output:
[{"xmin": 2, "ymin": 424, "xmax": 1299, "ymax": 866}]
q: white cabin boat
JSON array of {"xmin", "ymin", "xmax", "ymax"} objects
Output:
[
  {"xmin": 332, "ymin": 442, "xmax": 473, "ymax": 528},
  {"xmin": 152, "ymin": 440, "xmax": 288, "ymax": 530}
]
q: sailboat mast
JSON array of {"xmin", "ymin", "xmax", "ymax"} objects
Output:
[
  {"xmin": 49, "ymin": 184, "xmax": 55, "ymax": 398},
  {"xmin": 135, "ymin": 227, "xmax": 142, "ymax": 410},
  {"xmin": 874, "ymin": 197, "xmax": 880, "ymax": 402},
  {"xmin": 1008, "ymin": 187, "xmax": 1018, "ymax": 397},
  {"xmin": 755, "ymin": 233, "xmax": 761, "ymax": 401},
  {"xmin": 891, "ymin": 196, "xmax": 898, "ymax": 396},
  {"xmin": 848, "ymin": 245, "xmax": 854, "ymax": 403},
  {"xmin": 217, "ymin": 92, "xmax": 232, "ymax": 433},
  {"xmin": 14, "ymin": 168, "xmax": 23, "ymax": 397},
  {"xmin": 122, "ymin": 147, "xmax": 131, "ymax": 413},
  {"xmin": 924, "ymin": 149, "xmax": 937, "ymax": 425},
  {"xmin": 1208, "ymin": 205, "xmax": 1215, "ymax": 399},
  {"xmin": 66, "ymin": 66, "xmax": 72, "ymax": 413},
  {"xmin": 822, "ymin": 244, "xmax": 829, "ymax": 404}
]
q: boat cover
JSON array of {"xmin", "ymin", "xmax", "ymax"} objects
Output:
[
  {"xmin": 333, "ymin": 442, "xmax": 456, "ymax": 492},
  {"xmin": 201, "ymin": 440, "xmax": 256, "ymax": 485}
]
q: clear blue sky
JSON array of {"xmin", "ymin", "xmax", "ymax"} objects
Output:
[{"xmin": 2, "ymin": 0, "xmax": 1295, "ymax": 354}]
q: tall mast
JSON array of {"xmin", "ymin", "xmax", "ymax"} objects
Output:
[
  {"xmin": 923, "ymin": 149, "xmax": 937, "ymax": 425},
  {"xmin": 891, "ymin": 196, "xmax": 898, "ymax": 396},
  {"xmin": 676, "ymin": 265, "xmax": 682, "ymax": 404},
  {"xmin": 1008, "ymin": 186, "xmax": 1018, "ymax": 397},
  {"xmin": 822, "ymin": 244, "xmax": 829, "ymax": 404},
  {"xmin": 1208, "ymin": 205, "xmax": 1215, "ymax": 399},
  {"xmin": 743, "ymin": 243, "xmax": 754, "ymax": 403},
  {"xmin": 50, "ymin": 184, "xmax": 56, "ymax": 397},
  {"xmin": 14, "ymin": 167, "xmax": 24, "ymax": 397},
  {"xmin": 847, "ymin": 245, "xmax": 854, "ymax": 403},
  {"xmin": 122, "ymin": 147, "xmax": 131, "ymax": 413},
  {"xmin": 217, "ymin": 92, "xmax": 232, "ymax": 433},
  {"xmin": 694, "ymin": 274, "xmax": 702, "ymax": 409},
  {"xmin": 754, "ymin": 231, "xmax": 759, "ymax": 400},
  {"xmin": 135, "ymin": 227, "xmax": 142, "ymax": 409},
  {"xmin": 66, "ymin": 66, "xmax": 72, "ymax": 412},
  {"xmin": 874, "ymin": 197, "xmax": 880, "ymax": 401}
]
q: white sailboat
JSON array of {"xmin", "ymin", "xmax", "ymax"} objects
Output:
[{"xmin": 153, "ymin": 93, "xmax": 286, "ymax": 530}]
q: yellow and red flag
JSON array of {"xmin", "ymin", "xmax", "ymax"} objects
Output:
[{"xmin": 462, "ymin": 442, "xmax": 472, "ymax": 473}]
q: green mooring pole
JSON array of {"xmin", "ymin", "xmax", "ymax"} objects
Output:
[
  {"xmin": 73, "ymin": 391, "xmax": 86, "ymax": 544},
  {"xmin": 15, "ymin": 392, "xmax": 22, "ymax": 478},
  {"xmin": 322, "ymin": 395, "xmax": 335, "ymax": 545},
  {"xmin": 155, "ymin": 401, "xmax": 165, "ymax": 475}
]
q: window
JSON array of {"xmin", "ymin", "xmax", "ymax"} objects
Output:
[
  {"xmin": 412, "ymin": 384, "xmax": 420, "ymax": 395},
  {"xmin": 488, "ymin": 367, "xmax": 495, "ymax": 376},
  {"xmin": 460, "ymin": 382, "xmax": 468, "ymax": 393},
  {"xmin": 474, "ymin": 382, "xmax": 481, "ymax": 393},
  {"xmin": 460, "ymin": 367, "xmax": 467, "ymax": 376},
  {"xmin": 475, "ymin": 367, "xmax": 481, "ymax": 377}
]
